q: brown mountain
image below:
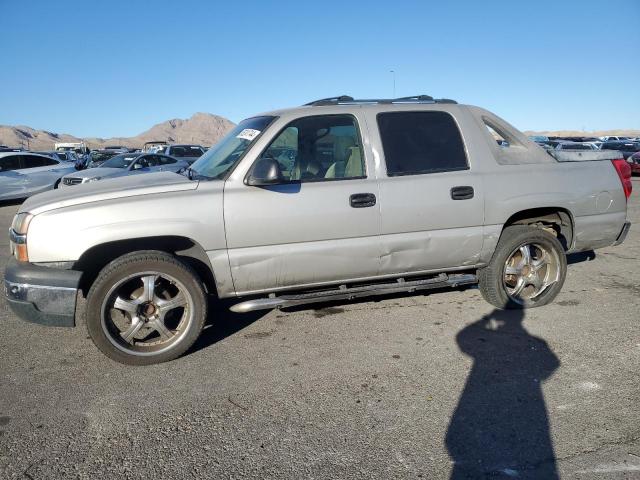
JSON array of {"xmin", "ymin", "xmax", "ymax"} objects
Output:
[{"xmin": 0, "ymin": 112, "xmax": 236, "ymax": 151}]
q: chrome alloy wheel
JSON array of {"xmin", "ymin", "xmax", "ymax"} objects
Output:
[
  {"xmin": 100, "ymin": 271, "xmax": 195, "ymax": 356},
  {"xmin": 503, "ymin": 242, "xmax": 561, "ymax": 305}
]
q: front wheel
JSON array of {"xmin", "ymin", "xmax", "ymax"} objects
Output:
[
  {"xmin": 85, "ymin": 251, "xmax": 207, "ymax": 365},
  {"xmin": 478, "ymin": 225, "xmax": 567, "ymax": 309}
]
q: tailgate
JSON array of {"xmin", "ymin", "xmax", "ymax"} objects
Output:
[{"xmin": 552, "ymin": 150, "xmax": 622, "ymax": 162}]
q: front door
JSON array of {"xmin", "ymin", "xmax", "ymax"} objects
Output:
[
  {"xmin": 18, "ymin": 154, "xmax": 62, "ymax": 195},
  {"xmin": 0, "ymin": 154, "xmax": 26, "ymax": 200},
  {"xmin": 223, "ymin": 113, "xmax": 382, "ymax": 295}
]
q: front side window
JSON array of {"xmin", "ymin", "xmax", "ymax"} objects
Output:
[
  {"xmin": 260, "ymin": 114, "xmax": 365, "ymax": 182},
  {"xmin": 377, "ymin": 111, "xmax": 468, "ymax": 176},
  {"xmin": 21, "ymin": 155, "xmax": 57, "ymax": 168},
  {"xmin": 0, "ymin": 155, "xmax": 21, "ymax": 171}
]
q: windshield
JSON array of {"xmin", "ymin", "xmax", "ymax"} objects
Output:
[
  {"xmin": 88, "ymin": 151, "xmax": 117, "ymax": 167},
  {"xmin": 189, "ymin": 116, "xmax": 275, "ymax": 179},
  {"xmin": 101, "ymin": 154, "xmax": 140, "ymax": 169}
]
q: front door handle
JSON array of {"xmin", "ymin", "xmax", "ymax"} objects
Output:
[
  {"xmin": 350, "ymin": 193, "xmax": 376, "ymax": 208},
  {"xmin": 450, "ymin": 186, "xmax": 474, "ymax": 200}
]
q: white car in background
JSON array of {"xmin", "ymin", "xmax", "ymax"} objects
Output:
[{"xmin": 0, "ymin": 152, "xmax": 76, "ymax": 200}]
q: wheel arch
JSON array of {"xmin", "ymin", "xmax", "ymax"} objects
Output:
[
  {"xmin": 502, "ymin": 207, "xmax": 575, "ymax": 251},
  {"xmin": 74, "ymin": 236, "xmax": 217, "ymax": 297}
]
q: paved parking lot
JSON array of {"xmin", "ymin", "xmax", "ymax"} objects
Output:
[{"xmin": 0, "ymin": 180, "xmax": 638, "ymax": 479}]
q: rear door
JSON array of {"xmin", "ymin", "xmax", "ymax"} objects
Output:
[
  {"xmin": 223, "ymin": 113, "xmax": 382, "ymax": 294},
  {"xmin": 369, "ymin": 109, "xmax": 485, "ymax": 274},
  {"xmin": 0, "ymin": 155, "xmax": 26, "ymax": 200}
]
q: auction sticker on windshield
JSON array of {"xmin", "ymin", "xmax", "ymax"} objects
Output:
[{"xmin": 236, "ymin": 129, "xmax": 261, "ymax": 141}]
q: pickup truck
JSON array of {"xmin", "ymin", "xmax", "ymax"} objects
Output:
[{"xmin": 4, "ymin": 95, "xmax": 633, "ymax": 365}]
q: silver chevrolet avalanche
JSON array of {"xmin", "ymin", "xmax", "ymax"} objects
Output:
[{"xmin": 5, "ymin": 95, "xmax": 632, "ymax": 365}]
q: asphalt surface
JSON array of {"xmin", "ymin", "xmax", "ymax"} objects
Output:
[{"xmin": 0, "ymin": 180, "xmax": 639, "ymax": 479}]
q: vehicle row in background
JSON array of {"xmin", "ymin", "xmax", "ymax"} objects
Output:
[
  {"xmin": 0, "ymin": 141, "xmax": 207, "ymax": 201},
  {"xmin": 61, "ymin": 152, "xmax": 189, "ymax": 186},
  {"xmin": 528, "ymin": 135, "xmax": 640, "ymax": 172}
]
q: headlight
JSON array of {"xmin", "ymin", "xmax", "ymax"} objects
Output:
[
  {"xmin": 84, "ymin": 177, "xmax": 101, "ymax": 183},
  {"xmin": 11, "ymin": 212, "xmax": 33, "ymax": 235}
]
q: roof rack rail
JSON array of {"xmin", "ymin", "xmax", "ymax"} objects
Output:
[
  {"xmin": 304, "ymin": 95, "xmax": 457, "ymax": 106},
  {"xmin": 305, "ymin": 95, "xmax": 354, "ymax": 106},
  {"xmin": 392, "ymin": 95, "xmax": 434, "ymax": 102}
]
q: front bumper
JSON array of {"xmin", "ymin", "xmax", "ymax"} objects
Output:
[{"xmin": 4, "ymin": 258, "xmax": 81, "ymax": 327}]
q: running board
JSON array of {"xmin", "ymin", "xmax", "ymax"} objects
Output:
[{"xmin": 229, "ymin": 273, "xmax": 478, "ymax": 313}]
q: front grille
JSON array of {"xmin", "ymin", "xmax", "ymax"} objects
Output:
[{"xmin": 62, "ymin": 177, "xmax": 83, "ymax": 186}]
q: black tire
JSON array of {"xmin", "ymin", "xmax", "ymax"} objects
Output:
[
  {"xmin": 85, "ymin": 251, "xmax": 207, "ymax": 365},
  {"xmin": 478, "ymin": 225, "xmax": 567, "ymax": 309}
]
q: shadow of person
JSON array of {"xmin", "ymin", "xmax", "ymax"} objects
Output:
[{"xmin": 445, "ymin": 309, "xmax": 560, "ymax": 479}]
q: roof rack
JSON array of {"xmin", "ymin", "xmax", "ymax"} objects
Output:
[{"xmin": 304, "ymin": 95, "xmax": 457, "ymax": 106}]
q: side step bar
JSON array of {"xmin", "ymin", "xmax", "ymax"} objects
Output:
[{"xmin": 230, "ymin": 273, "xmax": 478, "ymax": 313}]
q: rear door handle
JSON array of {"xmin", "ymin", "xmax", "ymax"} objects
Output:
[
  {"xmin": 450, "ymin": 186, "xmax": 474, "ymax": 200},
  {"xmin": 350, "ymin": 193, "xmax": 376, "ymax": 208}
]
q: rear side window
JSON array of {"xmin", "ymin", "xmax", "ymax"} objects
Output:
[
  {"xmin": 377, "ymin": 111, "xmax": 468, "ymax": 176},
  {"xmin": 158, "ymin": 155, "xmax": 177, "ymax": 165}
]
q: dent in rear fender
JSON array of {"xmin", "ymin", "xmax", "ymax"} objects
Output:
[{"xmin": 571, "ymin": 212, "xmax": 627, "ymax": 251}]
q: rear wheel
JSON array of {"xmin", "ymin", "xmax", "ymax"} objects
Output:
[
  {"xmin": 478, "ymin": 225, "xmax": 567, "ymax": 309},
  {"xmin": 86, "ymin": 251, "xmax": 207, "ymax": 365}
]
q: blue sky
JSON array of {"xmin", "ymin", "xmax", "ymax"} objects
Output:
[{"xmin": 1, "ymin": 0, "xmax": 638, "ymax": 137}]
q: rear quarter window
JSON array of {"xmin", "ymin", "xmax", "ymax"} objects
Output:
[{"xmin": 377, "ymin": 111, "xmax": 468, "ymax": 176}]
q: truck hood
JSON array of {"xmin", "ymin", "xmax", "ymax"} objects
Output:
[{"xmin": 22, "ymin": 171, "xmax": 199, "ymax": 215}]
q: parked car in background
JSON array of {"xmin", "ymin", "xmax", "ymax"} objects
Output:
[
  {"xmin": 626, "ymin": 151, "xmax": 640, "ymax": 175},
  {"xmin": 0, "ymin": 152, "xmax": 76, "ymax": 200},
  {"xmin": 600, "ymin": 141, "xmax": 640, "ymax": 160},
  {"xmin": 61, "ymin": 152, "xmax": 188, "ymax": 186},
  {"xmin": 555, "ymin": 142, "xmax": 597, "ymax": 151},
  {"xmin": 599, "ymin": 136, "xmax": 631, "ymax": 142},
  {"xmin": 528, "ymin": 135, "xmax": 549, "ymax": 144},
  {"xmin": 33, "ymin": 151, "xmax": 78, "ymax": 162},
  {"xmin": 55, "ymin": 142, "xmax": 89, "ymax": 156},
  {"xmin": 162, "ymin": 144, "xmax": 206, "ymax": 164},
  {"xmin": 143, "ymin": 141, "xmax": 168, "ymax": 153}
]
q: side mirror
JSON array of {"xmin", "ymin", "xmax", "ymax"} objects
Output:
[
  {"xmin": 133, "ymin": 163, "xmax": 144, "ymax": 170},
  {"xmin": 246, "ymin": 157, "xmax": 284, "ymax": 186}
]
